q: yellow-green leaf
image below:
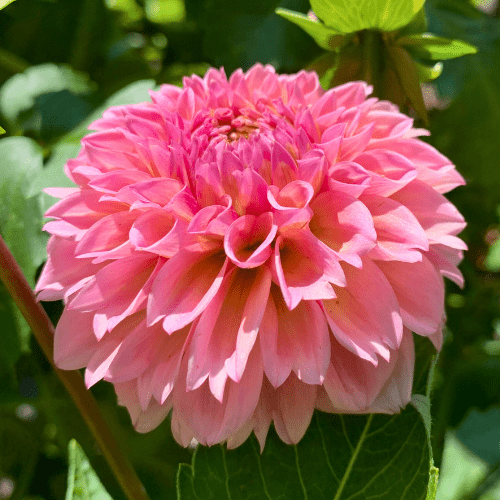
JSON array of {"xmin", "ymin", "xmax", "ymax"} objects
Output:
[
  {"xmin": 0, "ymin": 0, "xmax": 16, "ymax": 10},
  {"xmin": 275, "ymin": 8, "xmax": 346, "ymax": 51},
  {"xmin": 397, "ymin": 33, "xmax": 478, "ymax": 60}
]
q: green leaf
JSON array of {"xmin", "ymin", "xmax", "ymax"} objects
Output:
[
  {"xmin": 310, "ymin": 0, "xmax": 427, "ymax": 33},
  {"xmin": 397, "ymin": 34, "xmax": 478, "ymax": 60},
  {"xmin": 0, "ymin": 125, "xmax": 5, "ymax": 134},
  {"xmin": 386, "ymin": 45, "xmax": 428, "ymax": 121},
  {"xmin": 178, "ymin": 409, "xmax": 429, "ymax": 500},
  {"xmin": 415, "ymin": 61, "xmax": 443, "ymax": 82},
  {"xmin": 0, "ymin": 0, "xmax": 16, "ymax": 10},
  {"xmin": 0, "ymin": 137, "xmax": 46, "ymax": 286},
  {"xmin": 0, "ymin": 137, "xmax": 46, "ymax": 364},
  {"xmin": 485, "ymin": 237, "xmax": 500, "ymax": 272},
  {"xmin": 0, "ymin": 64, "xmax": 93, "ymax": 127},
  {"xmin": 66, "ymin": 440, "xmax": 113, "ymax": 500},
  {"xmin": 275, "ymin": 8, "xmax": 346, "ymax": 51},
  {"xmin": 178, "ymin": 335, "xmax": 436, "ymax": 500}
]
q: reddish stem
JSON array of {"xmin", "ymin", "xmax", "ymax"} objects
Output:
[{"xmin": 0, "ymin": 234, "xmax": 150, "ymax": 500}]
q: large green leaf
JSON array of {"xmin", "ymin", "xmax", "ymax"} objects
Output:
[
  {"xmin": 0, "ymin": 64, "xmax": 93, "ymax": 129},
  {"xmin": 397, "ymin": 34, "xmax": 477, "ymax": 60},
  {"xmin": 0, "ymin": 137, "xmax": 46, "ymax": 286},
  {"xmin": 66, "ymin": 440, "xmax": 113, "ymax": 500},
  {"xmin": 309, "ymin": 0, "xmax": 426, "ymax": 33},
  {"xmin": 178, "ymin": 336, "xmax": 435, "ymax": 500},
  {"xmin": 275, "ymin": 8, "xmax": 346, "ymax": 51},
  {"xmin": 0, "ymin": 137, "xmax": 47, "ymax": 365}
]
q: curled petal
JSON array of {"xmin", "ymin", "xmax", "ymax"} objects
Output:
[{"xmin": 224, "ymin": 213, "xmax": 277, "ymax": 268}]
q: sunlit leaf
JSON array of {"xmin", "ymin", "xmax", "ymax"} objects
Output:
[
  {"xmin": 0, "ymin": 125, "xmax": 5, "ymax": 134},
  {"xmin": 0, "ymin": 0, "xmax": 16, "ymax": 10},
  {"xmin": 397, "ymin": 33, "xmax": 478, "ymax": 60},
  {"xmin": 416, "ymin": 61, "xmax": 443, "ymax": 81},
  {"xmin": 309, "ymin": 0, "xmax": 427, "ymax": 33},
  {"xmin": 275, "ymin": 8, "xmax": 346, "ymax": 51},
  {"xmin": 66, "ymin": 440, "xmax": 113, "ymax": 500}
]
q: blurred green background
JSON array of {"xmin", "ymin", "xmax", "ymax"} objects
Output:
[{"xmin": 0, "ymin": 0, "xmax": 500, "ymax": 499}]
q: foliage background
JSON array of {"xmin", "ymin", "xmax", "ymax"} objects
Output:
[{"xmin": 0, "ymin": 0, "xmax": 500, "ymax": 499}]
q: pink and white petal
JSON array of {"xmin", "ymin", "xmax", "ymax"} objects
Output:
[
  {"xmin": 310, "ymin": 190, "xmax": 377, "ymax": 267},
  {"xmin": 323, "ymin": 257, "xmax": 403, "ymax": 364},
  {"xmin": 361, "ymin": 194, "xmax": 428, "ymax": 263},
  {"xmin": 376, "ymin": 256, "xmax": 444, "ymax": 337},
  {"xmin": 148, "ymin": 250, "xmax": 228, "ymax": 333}
]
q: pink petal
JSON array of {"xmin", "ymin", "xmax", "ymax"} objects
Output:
[
  {"xmin": 376, "ymin": 256, "xmax": 444, "ymax": 336},
  {"xmin": 74, "ymin": 211, "xmax": 139, "ymax": 259},
  {"xmin": 130, "ymin": 209, "xmax": 187, "ymax": 258},
  {"xmin": 45, "ymin": 190, "xmax": 126, "ymax": 230},
  {"xmin": 323, "ymin": 257, "xmax": 403, "ymax": 364},
  {"xmin": 272, "ymin": 231, "xmax": 344, "ymax": 310},
  {"xmin": 186, "ymin": 266, "xmax": 271, "ymax": 398},
  {"xmin": 310, "ymin": 190, "xmax": 376, "ymax": 267},
  {"xmin": 391, "ymin": 180, "xmax": 466, "ymax": 246},
  {"xmin": 260, "ymin": 287, "xmax": 331, "ymax": 387},
  {"xmin": 361, "ymin": 194, "xmax": 429, "ymax": 262},
  {"xmin": 273, "ymin": 374, "xmax": 317, "ymax": 444},
  {"xmin": 147, "ymin": 250, "xmax": 228, "ymax": 333},
  {"xmin": 54, "ymin": 308, "xmax": 99, "ymax": 370},
  {"xmin": 224, "ymin": 213, "xmax": 277, "ymax": 268},
  {"xmin": 353, "ymin": 149, "xmax": 417, "ymax": 196},
  {"xmin": 363, "ymin": 330, "xmax": 415, "ymax": 413},
  {"xmin": 36, "ymin": 237, "xmax": 104, "ymax": 301}
]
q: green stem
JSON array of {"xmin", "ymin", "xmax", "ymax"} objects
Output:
[
  {"xmin": 361, "ymin": 30, "xmax": 381, "ymax": 92},
  {"xmin": 0, "ymin": 235, "xmax": 151, "ymax": 500}
]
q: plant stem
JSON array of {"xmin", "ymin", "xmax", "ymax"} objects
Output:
[
  {"xmin": 0, "ymin": 234, "xmax": 151, "ymax": 500},
  {"xmin": 361, "ymin": 30, "xmax": 381, "ymax": 93}
]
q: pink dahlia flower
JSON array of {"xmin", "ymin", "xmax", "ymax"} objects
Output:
[{"xmin": 36, "ymin": 64, "xmax": 466, "ymax": 449}]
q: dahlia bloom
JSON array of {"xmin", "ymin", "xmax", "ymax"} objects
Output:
[{"xmin": 36, "ymin": 64, "xmax": 466, "ymax": 449}]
